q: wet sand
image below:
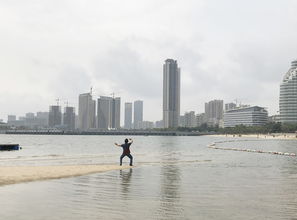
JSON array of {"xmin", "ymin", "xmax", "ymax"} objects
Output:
[
  {"xmin": 213, "ymin": 133, "xmax": 297, "ymax": 140},
  {"xmin": 0, "ymin": 165, "xmax": 131, "ymax": 186}
]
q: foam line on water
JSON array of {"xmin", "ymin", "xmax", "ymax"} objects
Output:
[{"xmin": 207, "ymin": 141, "xmax": 296, "ymax": 157}]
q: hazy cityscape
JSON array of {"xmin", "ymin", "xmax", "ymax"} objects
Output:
[
  {"xmin": 1, "ymin": 58, "xmax": 296, "ymax": 132},
  {"xmin": 1, "ymin": 1, "xmax": 297, "ymax": 220}
]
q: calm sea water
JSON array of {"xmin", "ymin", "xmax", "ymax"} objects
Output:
[{"xmin": 0, "ymin": 134, "xmax": 297, "ymax": 220}]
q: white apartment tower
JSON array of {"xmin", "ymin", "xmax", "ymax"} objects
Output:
[
  {"xmin": 78, "ymin": 93, "xmax": 96, "ymax": 131},
  {"xmin": 279, "ymin": 60, "xmax": 297, "ymax": 123},
  {"xmin": 163, "ymin": 59, "xmax": 180, "ymax": 128}
]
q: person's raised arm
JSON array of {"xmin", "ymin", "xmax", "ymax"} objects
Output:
[{"xmin": 114, "ymin": 143, "xmax": 121, "ymax": 147}]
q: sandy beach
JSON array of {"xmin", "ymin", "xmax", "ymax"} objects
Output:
[
  {"xmin": 213, "ymin": 133, "xmax": 297, "ymax": 140},
  {"xmin": 0, "ymin": 165, "xmax": 132, "ymax": 186}
]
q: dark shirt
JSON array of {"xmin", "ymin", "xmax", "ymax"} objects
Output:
[{"xmin": 121, "ymin": 143, "xmax": 131, "ymax": 154}]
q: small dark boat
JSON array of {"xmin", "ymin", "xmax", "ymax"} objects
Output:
[{"xmin": 0, "ymin": 144, "xmax": 20, "ymax": 151}]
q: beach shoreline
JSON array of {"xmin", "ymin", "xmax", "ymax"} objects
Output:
[
  {"xmin": 0, "ymin": 164, "xmax": 132, "ymax": 187},
  {"xmin": 211, "ymin": 133, "xmax": 297, "ymax": 140}
]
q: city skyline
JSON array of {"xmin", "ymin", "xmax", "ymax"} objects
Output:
[
  {"xmin": 1, "ymin": 1, "xmax": 297, "ymax": 121},
  {"xmin": 3, "ymin": 58, "xmax": 296, "ymax": 128}
]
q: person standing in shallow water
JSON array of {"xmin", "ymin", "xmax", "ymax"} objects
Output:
[{"xmin": 115, "ymin": 138, "xmax": 133, "ymax": 166}]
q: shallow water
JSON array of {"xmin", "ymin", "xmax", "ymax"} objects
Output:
[{"xmin": 0, "ymin": 134, "xmax": 297, "ymax": 219}]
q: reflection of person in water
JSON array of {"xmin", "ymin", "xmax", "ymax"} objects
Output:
[
  {"xmin": 120, "ymin": 168, "xmax": 133, "ymax": 194},
  {"xmin": 114, "ymin": 138, "xmax": 133, "ymax": 166}
]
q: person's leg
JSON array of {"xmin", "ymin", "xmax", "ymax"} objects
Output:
[
  {"xmin": 127, "ymin": 154, "xmax": 133, "ymax": 166},
  {"xmin": 120, "ymin": 154, "xmax": 125, "ymax": 166}
]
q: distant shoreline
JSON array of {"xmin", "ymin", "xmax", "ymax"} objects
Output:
[
  {"xmin": 3, "ymin": 130, "xmax": 205, "ymax": 136},
  {"xmin": 212, "ymin": 133, "xmax": 297, "ymax": 140}
]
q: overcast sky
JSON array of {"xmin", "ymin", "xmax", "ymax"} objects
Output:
[{"xmin": 0, "ymin": 0, "xmax": 297, "ymax": 123}]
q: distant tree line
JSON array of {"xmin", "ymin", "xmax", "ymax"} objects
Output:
[{"xmin": 155, "ymin": 122, "xmax": 297, "ymax": 134}]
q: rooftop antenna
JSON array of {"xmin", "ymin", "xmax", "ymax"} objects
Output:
[
  {"xmin": 56, "ymin": 98, "xmax": 60, "ymax": 106},
  {"xmin": 90, "ymin": 86, "xmax": 93, "ymax": 95},
  {"xmin": 110, "ymin": 92, "xmax": 115, "ymax": 99}
]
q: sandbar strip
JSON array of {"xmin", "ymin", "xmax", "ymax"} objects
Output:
[{"xmin": 0, "ymin": 165, "xmax": 131, "ymax": 186}]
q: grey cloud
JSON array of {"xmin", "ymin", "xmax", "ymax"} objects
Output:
[
  {"xmin": 48, "ymin": 64, "xmax": 92, "ymax": 104},
  {"xmin": 92, "ymin": 44, "xmax": 161, "ymax": 98},
  {"xmin": 1, "ymin": 0, "xmax": 297, "ymax": 120}
]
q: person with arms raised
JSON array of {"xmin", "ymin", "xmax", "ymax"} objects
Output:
[{"xmin": 115, "ymin": 138, "xmax": 133, "ymax": 166}]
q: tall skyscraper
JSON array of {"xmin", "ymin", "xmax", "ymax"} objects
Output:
[
  {"xmin": 124, "ymin": 102, "xmax": 132, "ymax": 129},
  {"xmin": 279, "ymin": 59, "xmax": 297, "ymax": 123},
  {"xmin": 63, "ymin": 106, "xmax": 75, "ymax": 130},
  {"xmin": 112, "ymin": 97, "xmax": 121, "ymax": 129},
  {"xmin": 163, "ymin": 59, "xmax": 180, "ymax": 128},
  {"xmin": 48, "ymin": 105, "xmax": 62, "ymax": 127},
  {"xmin": 133, "ymin": 100, "xmax": 143, "ymax": 129},
  {"xmin": 97, "ymin": 96, "xmax": 112, "ymax": 129},
  {"xmin": 97, "ymin": 96, "xmax": 121, "ymax": 129},
  {"xmin": 78, "ymin": 93, "xmax": 96, "ymax": 131},
  {"xmin": 205, "ymin": 100, "xmax": 224, "ymax": 126}
]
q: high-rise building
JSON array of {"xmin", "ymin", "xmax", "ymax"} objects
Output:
[
  {"xmin": 97, "ymin": 96, "xmax": 112, "ymax": 129},
  {"xmin": 36, "ymin": 112, "xmax": 49, "ymax": 126},
  {"xmin": 184, "ymin": 111, "xmax": 196, "ymax": 128},
  {"xmin": 124, "ymin": 102, "xmax": 133, "ymax": 129},
  {"xmin": 26, "ymin": 112, "xmax": 35, "ymax": 119},
  {"xmin": 48, "ymin": 105, "xmax": 62, "ymax": 128},
  {"xmin": 63, "ymin": 106, "xmax": 75, "ymax": 130},
  {"xmin": 97, "ymin": 96, "xmax": 121, "ymax": 129},
  {"xmin": 7, "ymin": 115, "xmax": 16, "ymax": 122},
  {"xmin": 134, "ymin": 100, "xmax": 143, "ymax": 129},
  {"xmin": 78, "ymin": 93, "xmax": 96, "ymax": 131},
  {"xmin": 205, "ymin": 100, "xmax": 224, "ymax": 126},
  {"xmin": 163, "ymin": 59, "xmax": 180, "ymax": 128},
  {"xmin": 279, "ymin": 59, "xmax": 297, "ymax": 123},
  {"xmin": 113, "ymin": 97, "xmax": 121, "ymax": 129},
  {"xmin": 224, "ymin": 106, "xmax": 268, "ymax": 127}
]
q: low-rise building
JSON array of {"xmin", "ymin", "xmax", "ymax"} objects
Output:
[
  {"xmin": 136, "ymin": 121, "xmax": 154, "ymax": 129},
  {"xmin": 224, "ymin": 106, "xmax": 268, "ymax": 127}
]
